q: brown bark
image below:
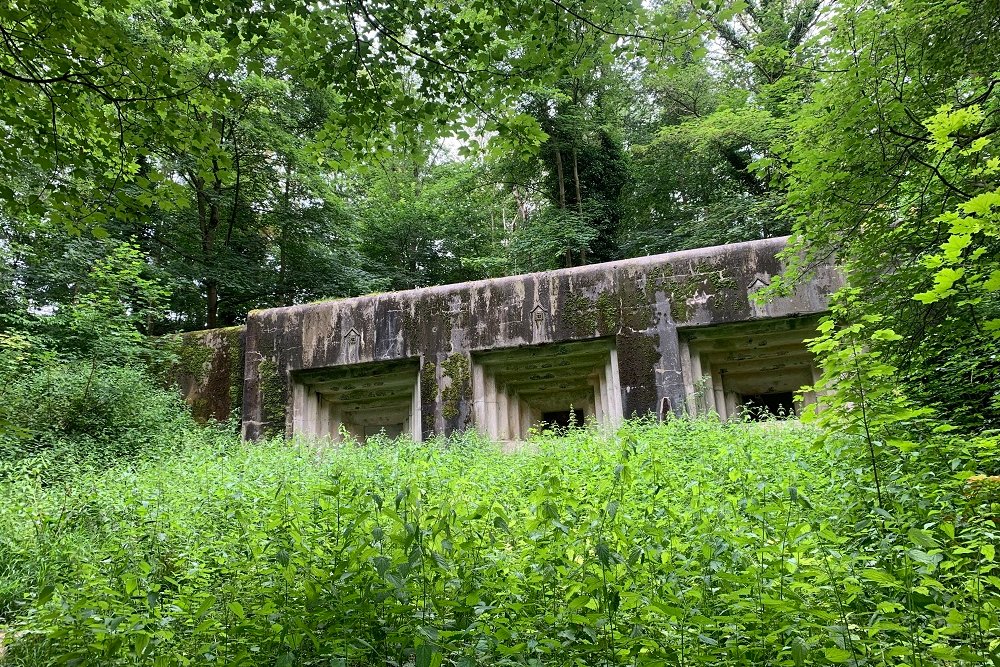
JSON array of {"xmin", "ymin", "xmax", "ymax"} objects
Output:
[
  {"xmin": 572, "ymin": 145, "xmax": 586, "ymax": 264},
  {"xmin": 554, "ymin": 148, "xmax": 566, "ymax": 209},
  {"xmin": 206, "ymin": 282, "xmax": 218, "ymax": 328}
]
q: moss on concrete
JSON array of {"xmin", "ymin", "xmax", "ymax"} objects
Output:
[
  {"xmin": 617, "ymin": 334, "xmax": 662, "ymax": 418},
  {"xmin": 441, "ymin": 353, "xmax": 470, "ymax": 420},
  {"xmin": 224, "ymin": 327, "xmax": 244, "ymax": 417},
  {"xmin": 668, "ymin": 276, "xmax": 702, "ymax": 322},
  {"xmin": 562, "ymin": 292, "xmax": 597, "ymax": 337},
  {"xmin": 155, "ymin": 328, "xmax": 245, "ymax": 424},
  {"xmin": 420, "ymin": 360, "xmax": 438, "ymax": 404},
  {"xmin": 596, "ymin": 292, "xmax": 619, "ymax": 333},
  {"xmin": 177, "ymin": 335, "xmax": 214, "ymax": 383},
  {"xmin": 637, "ymin": 260, "xmax": 741, "ymax": 322},
  {"xmin": 257, "ymin": 358, "xmax": 285, "ymax": 437}
]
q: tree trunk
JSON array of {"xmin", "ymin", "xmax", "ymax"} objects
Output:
[
  {"xmin": 572, "ymin": 147, "xmax": 582, "ymax": 214},
  {"xmin": 203, "ymin": 156, "xmax": 225, "ymax": 327},
  {"xmin": 572, "ymin": 146, "xmax": 587, "ymax": 265},
  {"xmin": 555, "ymin": 148, "xmax": 566, "ymax": 209},
  {"xmin": 278, "ymin": 168, "xmax": 291, "ymax": 304},
  {"xmin": 206, "ymin": 281, "xmax": 218, "ymax": 328}
]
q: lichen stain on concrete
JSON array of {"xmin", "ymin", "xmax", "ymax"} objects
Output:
[{"xmin": 441, "ymin": 353, "xmax": 471, "ymax": 423}]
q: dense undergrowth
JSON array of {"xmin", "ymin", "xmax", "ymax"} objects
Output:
[{"xmin": 0, "ymin": 419, "xmax": 997, "ymax": 666}]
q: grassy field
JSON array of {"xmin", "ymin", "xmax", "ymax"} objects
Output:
[{"xmin": 0, "ymin": 419, "xmax": 996, "ymax": 666}]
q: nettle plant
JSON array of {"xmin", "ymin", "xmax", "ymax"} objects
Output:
[{"xmin": 0, "ymin": 420, "xmax": 998, "ymax": 666}]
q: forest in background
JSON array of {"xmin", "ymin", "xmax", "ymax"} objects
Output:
[{"xmin": 1, "ymin": 0, "xmax": 826, "ymax": 332}]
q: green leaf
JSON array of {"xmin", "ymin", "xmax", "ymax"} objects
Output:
[
  {"xmin": 908, "ymin": 528, "xmax": 939, "ymax": 549},
  {"xmin": 862, "ymin": 569, "xmax": 900, "ymax": 587},
  {"xmin": 824, "ymin": 646, "xmax": 854, "ymax": 663},
  {"xmin": 791, "ymin": 637, "xmax": 808, "ymax": 667},
  {"xmin": 227, "ymin": 601, "xmax": 245, "ymax": 619},
  {"xmin": 415, "ymin": 644, "xmax": 442, "ymax": 667},
  {"xmin": 36, "ymin": 584, "xmax": 55, "ymax": 605}
]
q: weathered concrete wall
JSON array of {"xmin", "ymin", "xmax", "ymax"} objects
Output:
[
  {"xmin": 160, "ymin": 326, "xmax": 245, "ymax": 423},
  {"xmin": 241, "ymin": 236, "xmax": 841, "ymax": 441}
]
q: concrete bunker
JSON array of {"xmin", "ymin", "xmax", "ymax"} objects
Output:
[
  {"xmin": 679, "ymin": 316, "xmax": 821, "ymax": 420},
  {"xmin": 233, "ymin": 237, "xmax": 842, "ymax": 442},
  {"xmin": 291, "ymin": 358, "xmax": 422, "ymax": 442},
  {"xmin": 471, "ymin": 338, "xmax": 624, "ymax": 442}
]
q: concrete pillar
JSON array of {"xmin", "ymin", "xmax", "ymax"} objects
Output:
[
  {"xmin": 809, "ymin": 363, "xmax": 825, "ymax": 413},
  {"xmin": 520, "ymin": 400, "xmax": 532, "ymax": 438},
  {"xmin": 496, "ymin": 388, "xmax": 509, "ymax": 440},
  {"xmin": 712, "ymin": 367, "xmax": 726, "ymax": 420},
  {"xmin": 724, "ymin": 390, "xmax": 739, "ymax": 421},
  {"xmin": 472, "ymin": 362, "xmax": 487, "ymax": 435},
  {"xmin": 291, "ymin": 382, "xmax": 306, "ymax": 435},
  {"xmin": 311, "ymin": 395, "xmax": 321, "ymax": 438},
  {"xmin": 411, "ymin": 374, "xmax": 423, "ymax": 442},
  {"xmin": 329, "ymin": 404, "xmax": 343, "ymax": 443},
  {"xmin": 601, "ymin": 362, "xmax": 613, "ymax": 426},
  {"xmin": 690, "ymin": 350, "xmax": 709, "ymax": 415},
  {"xmin": 292, "ymin": 383, "xmax": 327, "ymax": 439},
  {"xmin": 508, "ymin": 392, "xmax": 521, "ymax": 440},
  {"xmin": 593, "ymin": 379, "xmax": 605, "ymax": 424},
  {"xmin": 607, "ymin": 348, "xmax": 624, "ymax": 425},
  {"xmin": 484, "ymin": 373, "xmax": 498, "ymax": 439},
  {"xmin": 314, "ymin": 395, "xmax": 329, "ymax": 439},
  {"xmin": 679, "ymin": 339, "xmax": 696, "ymax": 416}
]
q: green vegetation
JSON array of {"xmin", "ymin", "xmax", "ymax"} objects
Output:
[
  {"xmin": 1, "ymin": 0, "xmax": 998, "ymax": 664},
  {"xmin": 0, "ymin": 419, "xmax": 996, "ymax": 665},
  {"xmin": 440, "ymin": 355, "xmax": 471, "ymax": 422}
]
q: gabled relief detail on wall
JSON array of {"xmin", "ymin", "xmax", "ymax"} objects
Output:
[
  {"xmin": 747, "ymin": 276, "xmax": 770, "ymax": 293},
  {"xmin": 342, "ymin": 327, "xmax": 363, "ymax": 364},
  {"xmin": 530, "ymin": 304, "xmax": 548, "ymax": 324}
]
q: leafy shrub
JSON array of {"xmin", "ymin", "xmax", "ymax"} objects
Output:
[{"xmin": 0, "ymin": 362, "xmax": 197, "ymax": 482}]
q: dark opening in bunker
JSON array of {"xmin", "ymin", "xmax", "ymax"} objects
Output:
[
  {"xmin": 742, "ymin": 392, "xmax": 796, "ymax": 419},
  {"xmin": 291, "ymin": 358, "xmax": 422, "ymax": 443},
  {"xmin": 471, "ymin": 338, "xmax": 622, "ymax": 441},
  {"xmin": 680, "ymin": 317, "xmax": 821, "ymax": 421},
  {"xmin": 541, "ymin": 408, "xmax": 586, "ymax": 431}
]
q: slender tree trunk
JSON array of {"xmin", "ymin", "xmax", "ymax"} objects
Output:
[
  {"xmin": 206, "ymin": 193, "xmax": 222, "ymax": 327},
  {"xmin": 556, "ymin": 147, "xmax": 572, "ymax": 267},
  {"xmin": 555, "ymin": 148, "xmax": 566, "ymax": 209},
  {"xmin": 572, "ymin": 147, "xmax": 582, "ymax": 214},
  {"xmin": 206, "ymin": 281, "xmax": 218, "ymax": 328},
  {"xmin": 572, "ymin": 146, "xmax": 587, "ymax": 265},
  {"xmin": 278, "ymin": 168, "xmax": 291, "ymax": 304}
]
